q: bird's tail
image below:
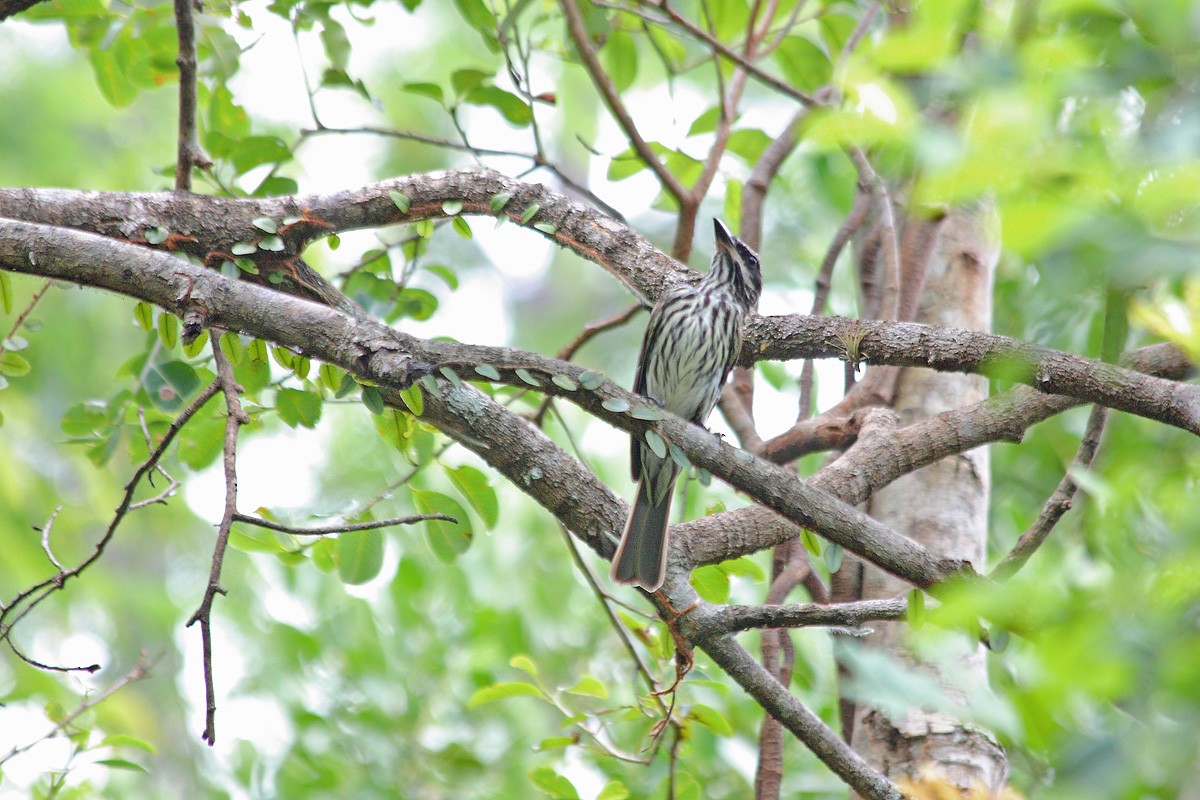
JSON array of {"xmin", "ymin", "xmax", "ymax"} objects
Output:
[{"xmin": 610, "ymin": 479, "xmax": 673, "ymax": 592}]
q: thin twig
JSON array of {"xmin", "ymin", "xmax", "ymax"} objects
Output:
[
  {"xmin": 556, "ymin": 524, "xmax": 666, "ymax": 705},
  {"xmin": 990, "ymin": 404, "xmax": 1110, "ymax": 581},
  {"xmin": 0, "ymin": 656, "xmax": 153, "ymax": 767},
  {"xmin": 172, "ymin": 0, "xmax": 206, "ymax": 190},
  {"xmin": 231, "ymin": 512, "xmax": 455, "ymax": 535},
  {"xmin": 4, "ymin": 278, "xmax": 51, "ymax": 341},
  {"xmin": 561, "ymin": 0, "xmax": 689, "ymax": 205},
  {"xmin": 187, "ymin": 333, "xmax": 249, "ymax": 746},
  {"xmin": 556, "ymin": 302, "xmax": 644, "ymax": 361},
  {"xmin": 637, "ymin": 0, "xmax": 820, "ymax": 106},
  {"xmin": 0, "ymin": 381, "xmax": 222, "ymax": 641},
  {"xmin": 38, "ymin": 505, "xmax": 65, "ymax": 572}
]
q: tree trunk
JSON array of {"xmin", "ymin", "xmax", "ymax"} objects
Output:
[{"xmin": 849, "ymin": 202, "xmax": 1008, "ymax": 793}]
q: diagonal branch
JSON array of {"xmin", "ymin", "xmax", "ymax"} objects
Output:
[{"xmin": 560, "ymin": 0, "xmax": 689, "ymax": 206}]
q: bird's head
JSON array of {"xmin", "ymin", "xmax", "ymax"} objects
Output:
[{"xmin": 712, "ymin": 219, "xmax": 762, "ymax": 310}]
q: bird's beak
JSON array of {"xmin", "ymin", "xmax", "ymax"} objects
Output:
[{"xmin": 713, "ymin": 219, "xmax": 735, "ymax": 254}]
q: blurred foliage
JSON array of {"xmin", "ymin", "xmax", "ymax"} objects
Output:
[{"xmin": 1, "ymin": 0, "xmax": 1199, "ymax": 798}]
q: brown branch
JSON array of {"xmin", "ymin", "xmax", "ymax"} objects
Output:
[
  {"xmin": 231, "ymin": 512, "xmax": 455, "ymax": 535},
  {"xmin": 990, "ymin": 404, "xmax": 1109, "ymax": 581},
  {"xmin": 645, "ymin": 1, "xmax": 820, "ymax": 106},
  {"xmin": 679, "ymin": 343, "xmax": 1192, "ymax": 568},
  {"xmin": 0, "ymin": 380, "xmax": 221, "ymax": 642},
  {"xmin": 798, "ymin": 190, "xmax": 872, "ymax": 419},
  {"xmin": 173, "ymin": 0, "xmax": 208, "ymax": 191},
  {"xmin": 0, "ymin": 0, "xmax": 47, "ymax": 20},
  {"xmin": 556, "ymin": 302, "xmax": 644, "ymax": 360},
  {"xmin": 186, "ymin": 334, "xmax": 249, "ymax": 746},
  {"xmin": 560, "ymin": 0, "xmax": 689, "ymax": 206},
  {"xmin": 0, "ymin": 657, "xmax": 153, "ymax": 767},
  {"xmin": 700, "ymin": 597, "xmax": 908, "ymax": 638}
]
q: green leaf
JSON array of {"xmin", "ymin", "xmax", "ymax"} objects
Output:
[
  {"xmin": 61, "ymin": 401, "xmax": 109, "ymax": 437},
  {"xmin": 426, "ymin": 264, "xmax": 459, "ymax": 289},
  {"xmin": 100, "ymin": 734, "xmax": 157, "ymax": 754},
  {"xmin": 258, "ymin": 235, "xmax": 285, "ymax": 252},
  {"xmin": 144, "ymin": 225, "xmax": 168, "ymax": 244},
  {"xmin": 516, "ymin": 368, "xmax": 541, "ymax": 387},
  {"xmin": 252, "ymin": 216, "xmax": 278, "ymax": 233},
  {"xmin": 95, "ymin": 758, "xmax": 147, "ymax": 773},
  {"xmin": 908, "ymin": 589, "xmax": 926, "ymax": 630},
  {"xmin": 774, "ymin": 35, "xmax": 833, "ymax": 93},
  {"xmin": 688, "ymin": 703, "xmax": 733, "ymax": 736},
  {"xmin": 450, "ymin": 67, "xmax": 491, "ymax": 96},
  {"xmin": 230, "ymin": 525, "xmax": 284, "ymax": 554},
  {"xmin": 824, "ymin": 542, "xmax": 844, "ymax": 573},
  {"xmin": 0, "ymin": 272, "xmax": 11, "ymax": 314},
  {"xmin": 389, "ymin": 190, "xmax": 412, "ymax": 213},
  {"xmin": 234, "ymin": 358, "xmax": 271, "ymax": 395},
  {"xmin": 388, "ymin": 288, "xmax": 438, "ymax": 322},
  {"xmin": 319, "ymin": 18, "xmax": 351, "ymax": 71},
  {"xmin": 373, "ymin": 406, "xmax": 413, "ymax": 451},
  {"xmin": 412, "ymin": 490, "xmax": 472, "ymax": 562},
  {"xmin": 0, "ymin": 351, "xmax": 31, "ymax": 377},
  {"xmin": 669, "ymin": 443, "xmax": 690, "ymax": 469},
  {"xmin": 182, "ymin": 328, "xmax": 210, "ymax": 358},
  {"xmin": 442, "ymin": 199, "xmax": 464, "ymax": 216},
  {"xmin": 534, "ymin": 737, "xmax": 576, "ymax": 752},
  {"xmin": 596, "ymin": 781, "xmax": 630, "ymax": 800},
  {"xmin": 644, "ymin": 429, "xmax": 667, "ymax": 459},
  {"xmin": 317, "ymin": 362, "xmax": 344, "ymax": 393},
  {"xmin": 533, "ymin": 221, "xmax": 557, "ymax": 235},
  {"xmin": 451, "ymin": 215, "xmax": 473, "ymax": 239},
  {"xmin": 177, "ymin": 410, "xmax": 225, "ymax": 470},
  {"xmin": 271, "ymin": 346, "xmax": 294, "ymax": 369},
  {"xmin": 446, "ymin": 463, "xmax": 499, "ymax": 528},
  {"xmin": 800, "ymin": 529, "xmax": 822, "ymax": 557},
  {"xmin": 398, "ymin": 383, "xmax": 424, "ymax": 416},
  {"xmin": 489, "ymin": 191, "xmax": 512, "ymax": 213},
  {"xmin": 601, "ymin": 397, "xmax": 629, "ymax": 413},
  {"xmin": 231, "ymin": 135, "xmax": 291, "ymax": 173},
  {"xmin": 565, "ymin": 675, "xmax": 608, "ymax": 699},
  {"xmin": 292, "ymin": 354, "xmax": 310, "ymax": 381},
  {"xmin": 415, "ymin": 218, "xmax": 434, "ymax": 238},
  {"xmin": 276, "ymin": 388, "xmax": 323, "ymax": 428},
  {"xmin": 336, "ymin": 528, "xmax": 384, "ymax": 585},
  {"xmin": 157, "ymin": 312, "xmax": 179, "ymax": 349},
  {"xmin": 601, "ymin": 28, "xmax": 637, "ymax": 92},
  {"xmin": 440, "ymin": 366, "xmax": 462, "ymax": 388},
  {"xmin": 528, "ymin": 767, "xmax": 579, "ymax": 800},
  {"xmin": 690, "ymin": 564, "xmax": 730, "ymax": 603},
  {"xmin": 577, "ymin": 370, "xmax": 604, "ymax": 390},
  {"xmin": 467, "ymin": 681, "xmax": 542, "ymax": 708},
  {"xmin": 231, "ymin": 241, "xmax": 256, "ymax": 256},
  {"xmin": 509, "ymin": 654, "xmax": 538, "ymax": 677},
  {"xmin": 520, "ymin": 203, "xmax": 540, "ymax": 224},
  {"xmin": 402, "ymin": 82, "xmax": 444, "ymax": 104},
  {"xmin": 630, "ymin": 405, "xmax": 663, "ymax": 421},
  {"xmin": 219, "ymin": 331, "xmax": 243, "ymax": 366},
  {"xmin": 248, "ymin": 338, "xmax": 269, "ymax": 362},
  {"xmin": 474, "ymin": 364, "xmax": 501, "ymax": 381},
  {"xmin": 464, "ymin": 85, "xmax": 532, "ymax": 126},
  {"xmin": 550, "ymin": 374, "xmax": 577, "ymax": 391},
  {"xmin": 144, "ymin": 360, "xmax": 201, "ymax": 411}
]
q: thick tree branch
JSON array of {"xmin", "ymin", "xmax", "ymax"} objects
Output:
[
  {"xmin": 678, "ymin": 343, "xmax": 1193, "ymax": 567},
  {"xmin": 0, "ymin": 220, "xmax": 963, "ymax": 589},
  {"xmin": 698, "ymin": 597, "xmax": 908, "ymax": 638},
  {"xmin": 4, "ymin": 171, "xmax": 1193, "ymax": 435},
  {"xmin": 700, "ymin": 635, "xmax": 905, "ymax": 800}
]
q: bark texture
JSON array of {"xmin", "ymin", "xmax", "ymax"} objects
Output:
[{"xmin": 850, "ymin": 203, "xmax": 1008, "ymax": 792}]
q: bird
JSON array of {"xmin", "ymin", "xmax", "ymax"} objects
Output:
[{"xmin": 610, "ymin": 219, "xmax": 763, "ymax": 592}]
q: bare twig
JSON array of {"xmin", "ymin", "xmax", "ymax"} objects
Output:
[
  {"xmin": 186, "ymin": 333, "xmax": 249, "ymax": 746},
  {"xmin": 0, "ymin": 381, "xmax": 221, "ymax": 641},
  {"xmin": 231, "ymin": 512, "xmax": 455, "ymax": 535},
  {"xmin": 798, "ymin": 190, "xmax": 872, "ymax": 419},
  {"xmin": 0, "ymin": 656, "xmax": 153, "ymax": 767},
  {"xmin": 557, "ymin": 302, "xmax": 644, "ymax": 361},
  {"xmin": 4, "ymin": 278, "xmax": 52, "ymax": 341},
  {"xmin": 991, "ymin": 404, "xmax": 1110, "ymax": 581},
  {"xmin": 561, "ymin": 0, "xmax": 689, "ymax": 205},
  {"xmin": 172, "ymin": 0, "xmax": 208, "ymax": 190},
  {"xmin": 38, "ymin": 505, "xmax": 65, "ymax": 572}
]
